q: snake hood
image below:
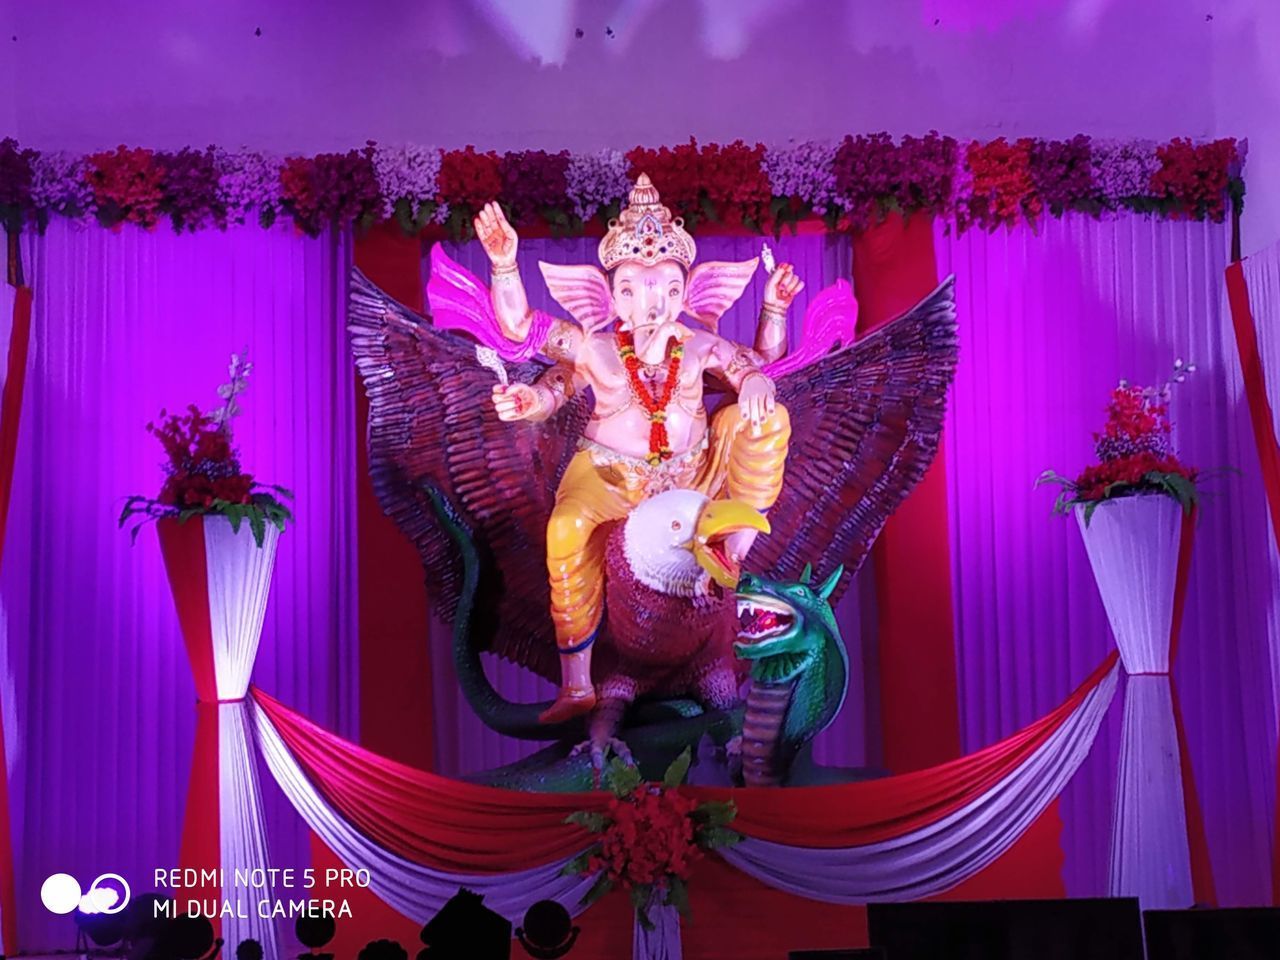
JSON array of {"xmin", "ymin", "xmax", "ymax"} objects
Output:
[{"xmin": 734, "ymin": 565, "xmax": 848, "ymax": 786}]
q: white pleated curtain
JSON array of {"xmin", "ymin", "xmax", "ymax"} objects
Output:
[
  {"xmin": 935, "ymin": 214, "xmax": 1276, "ymax": 904},
  {"xmin": 2, "ymin": 221, "xmax": 357, "ymax": 953},
  {"xmin": 1236, "ymin": 242, "xmax": 1280, "ymax": 751}
]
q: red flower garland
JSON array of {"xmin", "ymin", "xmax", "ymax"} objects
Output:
[
  {"xmin": 85, "ymin": 146, "xmax": 167, "ymax": 228},
  {"xmin": 437, "ymin": 146, "xmax": 503, "ymax": 210},
  {"xmin": 615, "ymin": 323, "xmax": 683, "ymax": 465},
  {"xmin": 962, "ymin": 137, "xmax": 1043, "ymax": 230}
]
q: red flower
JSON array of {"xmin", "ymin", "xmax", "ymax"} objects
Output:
[
  {"xmin": 961, "ymin": 138, "xmax": 1042, "ymax": 230},
  {"xmin": 626, "ymin": 139, "xmax": 770, "ymax": 225},
  {"xmin": 1151, "ymin": 138, "xmax": 1238, "ymax": 221},
  {"xmin": 85, "ymin": 146, "xmax": 166, "ymax": 228},
  {"xmin": 437, "ymin": 146, "xmax": 502, "ymax": 210}
]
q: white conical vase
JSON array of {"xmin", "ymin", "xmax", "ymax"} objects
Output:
[
  {"xmin": 1076, "ymin": 494, "xmax": 1183, "ymax": 674},
  {"xmin": 1076, "ymin": 494, "xmax": 1203, "ymax": 909},
  {"xmin": 158, "ymin": 514, "xmax": 282, "ymax": 960}
]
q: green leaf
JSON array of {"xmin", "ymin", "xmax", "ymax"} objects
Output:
[
  {"xmin": 603, "ymin": 756, "xmax": 642, "ymax": 798},
  {"xmin": 249, "ymin": 510, "xmax": 267, "ymax": 548},
  {"xmin": 225, "ymin": 504, "xmax": 244, "ymax": 533},
  {"xmin": 699, "ymin": 193, "xmax": 718, "ymax": 223},
  {"xmin": 662, "ymin": 747, "xmax": 692, "ymax": 789},
  {"xmin": 580, "ymin": 872, "xmax": 614, "ymax": 909},
  {"xmin": 564, "ymin": 811, "xmax": 608, "ymax": 833},
  {"xmin": 696, "ymin": 825, "xmax": 743, "ymax": 849},
  {"xmin": 631, "ymin": 885, "xmax": 655, "ymax": 930},
  {"xmin": 690, "ymin": 800, "xmax": 737, "ymax": 828},
  {"xmin": 1082, "ymin": 499, "xmax": 1100, "ymax": 528},
  {"xmin": 665, "ymin": 876, "xmax": 691, "ymax": 919},
  {"xmin": 560, "ymin": 848, "xmax": 597, "ymax": 876}
]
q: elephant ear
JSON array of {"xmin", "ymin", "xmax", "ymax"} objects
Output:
[
  {"xmin": 538, "ymin": 262, "xmax": 614, "ymax": 333},
  {"xmin": 683, "ymin": 258, "xmax": 759, "ymax": 331}
]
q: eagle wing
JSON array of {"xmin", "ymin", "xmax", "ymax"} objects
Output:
[
  {"xmin": 749, "ymin": 276, "xmax": 959, "ymax": 602},
  {"xmin": 348, "ymin": 268, "xmax": 588, "ymax": 681}
]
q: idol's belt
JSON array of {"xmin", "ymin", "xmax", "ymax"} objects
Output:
[{"xmin": 578, "ymin": 434, "xmax": 709, "ymax": 474}]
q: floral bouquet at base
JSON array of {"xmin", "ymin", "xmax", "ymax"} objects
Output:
[
  {"xmin": 1037, "ymin": 360, "xmax": 1198, "ymax": 525},
  {"xmin": 563, "ymin": 749, "xmax": 740, "ymax": 930},
  {"xmin": 119, "ymin": 353, "xmax": 292, "ymax": 547}
]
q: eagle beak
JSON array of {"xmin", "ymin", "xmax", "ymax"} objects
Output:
[{"xmin": 692, "ymin": 498, "xmax": 771, "ymax": 589}]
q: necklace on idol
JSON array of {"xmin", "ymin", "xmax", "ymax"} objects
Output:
[{"xmin": 614, "ymin": 321, "xmax": 683, "ymax": 466}]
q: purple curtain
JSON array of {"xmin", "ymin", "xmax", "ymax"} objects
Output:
[
  {"xmin": 429, "ymin": 234, "xmax": 875, "ymax": 777},
  {"xmin": 1, "ymin": 221, "xmax": 358, "ymax": 951},
  {"xmin": 935, "ymin": 214, "xmax": 1276, "ymax": 904}
]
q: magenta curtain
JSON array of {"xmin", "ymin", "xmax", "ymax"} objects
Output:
[
  {"xmin": 427, "ymin": 233, "xmax": 874, "ymax": 778},
  {"xmin": 0, "ymin": 221, "xmax": 358, "ymax": 952},
  {"xmin": 935, "ymin": 214, "xmax": 1276, "ymax": 904}
]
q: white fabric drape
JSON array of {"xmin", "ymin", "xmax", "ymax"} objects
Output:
[
  {"xmin": 1109, "ymin": 676, "xmax": 1193, "ymax": 908},
  {"xmin": 206, "ymin": 519, "xmax": 280, "ymax": 700},
  {"xmin": 1076, "ymin": 496, "xmax": 1183, "ymax": 675},
  {"xmin": 219, "ymin": 702, "xmax": 278, "ymax": 960},
  {"xmin": 936, "ymin": 214, "xmax": 1276, "ymax": 903},
  {"xmin": 251, "ymin": 700, "xmax": 598, "ymax": 924},
  {"xmin": 720, "ymin": 663, "xmax": 1119, "ymax": 901},
  {"xmin": 2, "ymin": 221, "xmax": 357, "ymax": 952}
]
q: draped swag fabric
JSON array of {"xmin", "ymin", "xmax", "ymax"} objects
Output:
[
  {"xmin": 251, "ymin": 652, "xmax": 1113, "ymax": 882},
  {"xmin": 1, "ymin": 222, "xmax": 358, "ymax": 951},
  {"xmin": 935, "ymin": 215, "xmax": 1277, "ymax": 904},
  {"xmin": 427, "ymin": 232, "xmax": 878, "ymax": 778}
]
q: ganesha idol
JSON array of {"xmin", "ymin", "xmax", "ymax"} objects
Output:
[{"xmin": 348, "ymin": 175, "xmax": 959, "ymax": 786}]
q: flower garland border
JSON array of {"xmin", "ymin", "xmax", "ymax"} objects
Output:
[{"xmin": 0, "ymin": 134, "xmax": 1245, "ymax": 240}]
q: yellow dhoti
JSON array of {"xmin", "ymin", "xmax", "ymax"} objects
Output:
[{"xmin": 547, "ymin": 403, "xmax": 791, "ymax": 649}]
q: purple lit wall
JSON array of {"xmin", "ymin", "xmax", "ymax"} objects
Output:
[{"xmin": 6, "ymin": 1, "xmax": 1280, "ymax": 250}]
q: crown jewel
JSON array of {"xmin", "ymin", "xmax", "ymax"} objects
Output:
[{"xmin": 598, "ymin": 174, "xmax": 697, "ymax": 271}]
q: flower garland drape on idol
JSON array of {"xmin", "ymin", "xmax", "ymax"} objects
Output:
[
  {"xmin": 124, "ymin": 360, "xmax": 293, "ymax": 959},
  {"xmin": 1041, "ymin": 368, "xmax": 1215, "ymax": 908}
]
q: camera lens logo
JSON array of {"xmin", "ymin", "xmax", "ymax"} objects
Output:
[{"xmin": 41, "ymin": 873, "xmax": 131, "ymax": 915}]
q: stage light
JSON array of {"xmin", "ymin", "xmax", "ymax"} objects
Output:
[
  {"xmin": 79, "ymin": 886, "xmax": 120, "ymax": 913},
  {"xmin": 516, "ymin": 900, "xmax": 579, "ymax": 958}
]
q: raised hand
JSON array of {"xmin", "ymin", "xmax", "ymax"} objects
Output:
[
  {"xmin": 474, "ymin": 201, "xmax": 518, "ymax": 267},
  {"xmin": 764, "ymin": 262, "xmax": 804, "ymax": 309},
  {"xmin": 492, "ymin": 382, "xmax": 541, "ymax": 422}
]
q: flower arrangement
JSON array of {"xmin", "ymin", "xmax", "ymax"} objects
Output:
[
  {"xmin": 563, "ymin": 749, "xmax": 739, "ymax": 929},
  {"xmin": 1037, "ymin": 360, "xmax": 1199, "ymax": 525},
  {"xmin": 0, "ymin": 135, "xmax": 1244, "ymax": 240},
  {"xmin": 119, "ymin": 353, "xmax": 293, "ymax": 547}
]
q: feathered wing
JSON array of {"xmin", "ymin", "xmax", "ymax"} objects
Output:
[
  {"xmin": 750, "ymin": 276, "xmax": 959, "ymax": 604},
  {"xmin": 348, "ymin": 268, "xmax": 589, "ymax": 681}
]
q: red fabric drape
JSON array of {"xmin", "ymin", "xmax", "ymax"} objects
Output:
[
  {"xmin": 0, "ymin": 282, "xmax": 30, "ymax": 954},
  {"xmin": 1164, "ymin": 512, "xmax": 1217, "ymax": 904},
  {"xmin": 850, "ymin": 213, "xmax": 962, "ymax": 774},
  {"xmin": 156, "ymin": 517, "xmax": 217, "ymax": 701},
  {"xmin": 251, "ymin": 652, "xmax": 1115, "ymax": 873},
  {"xmin": 352, "ymin": 224, "xmax": 435, "ymax": 771},
  {"xmin": 1224, "ymin": 262, "xmax": 1280, "ymax": 904}
]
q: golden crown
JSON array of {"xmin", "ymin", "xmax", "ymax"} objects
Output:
[{"xmin": 598, "ymin": 174, "xmax": 697, "ymax": 271}]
